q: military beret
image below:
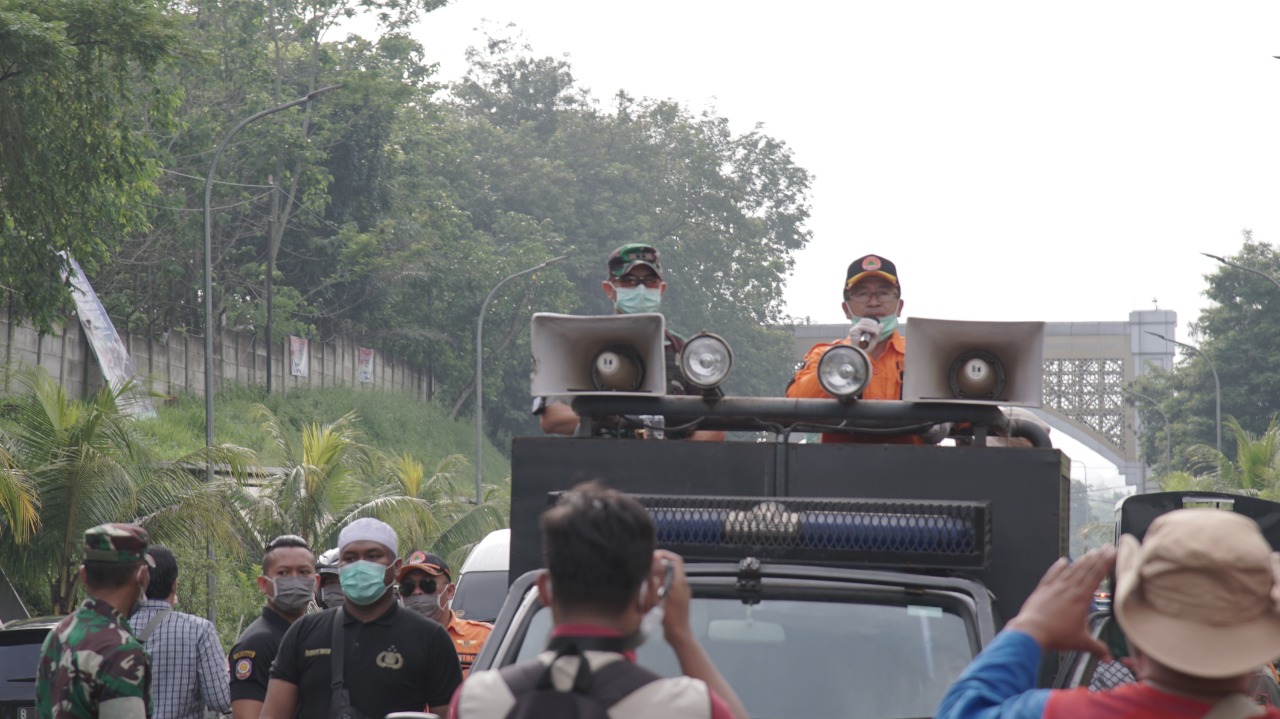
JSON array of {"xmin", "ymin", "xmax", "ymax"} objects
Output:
[{"xmin": 84, "ymin": 523, "xmax": 151, "ymax": 564}]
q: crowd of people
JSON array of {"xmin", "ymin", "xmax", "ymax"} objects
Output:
[
  {"xmin": 34, "ymin": 518, "xmax": 492, "ymax": 719},
  {"xmin": 37, "ymin": 499, "xmax": 1280, "ymax": 719},
  {"xmin": 32, "ymin": 245, "xmax": 1280, "ymax": 718}
]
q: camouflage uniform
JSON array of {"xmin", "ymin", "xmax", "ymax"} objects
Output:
[{"xmin": 36, "ymin": 523, "xmax": 152, "ymax": 719}]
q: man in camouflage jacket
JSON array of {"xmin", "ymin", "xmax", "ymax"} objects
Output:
[{"xmin": 36, "ymin": 523, "xmax": 154, "ymax": 719}]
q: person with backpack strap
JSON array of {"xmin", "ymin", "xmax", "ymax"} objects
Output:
[
  {"xmin": 936, "ymin": 509, "xmax": 1280, "ymax": 719},
  {"xmin": 450, "ymin": 481, "xmax": 749, "ymax": 719},
  {"xmin": 130, "ymin": 545, "xmax": 231, "ymax": 719}
]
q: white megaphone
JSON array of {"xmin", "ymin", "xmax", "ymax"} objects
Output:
[
  {"xmin": 530, "ymin": 313, "xmax": 668, "ymax": 397},
  {"xmin": 902, "ymin": 318, "xmax": 1045, "ymax": 406}
]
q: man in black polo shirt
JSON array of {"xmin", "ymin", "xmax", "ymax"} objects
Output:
[
  {"xmin": 229, "ymin": 535, "xmax": 316, "ymax": 719},
  {"xmin": 260, "ymin": 518, "xmax": 461, "ymax": 719}
]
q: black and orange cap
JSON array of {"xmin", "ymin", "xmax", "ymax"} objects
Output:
[{"xmin": 844, "ymin": 254, "xmax": 900, "ymax": 293}]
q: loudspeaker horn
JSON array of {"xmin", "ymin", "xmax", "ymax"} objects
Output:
[
  {"xmin": 530, "ymin": 313, "xmax": 667, "ymax": 397},
  {"xmin": 902, "ymin": 318, "xmax": 1045, "ymax": 406}
]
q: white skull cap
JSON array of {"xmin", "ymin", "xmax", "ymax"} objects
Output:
[{"xmin": 338, "ymin": 517, "xmax": 398, "ymax": 555}]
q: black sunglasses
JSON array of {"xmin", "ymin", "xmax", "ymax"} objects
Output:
[{"xmin": 398, "ymin": 578, "xmax": 438, "ymax": 596}]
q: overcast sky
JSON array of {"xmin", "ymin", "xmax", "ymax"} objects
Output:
[
  {"xmin": 391, "ymin": 2, "xmax": 1280, "ymax": 488},
  {"xmin": 407, "ymin": 0, "xmax": 1280, "ymax": 338}
]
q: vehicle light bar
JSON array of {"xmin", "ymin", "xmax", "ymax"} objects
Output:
[{"xmin": 634, "ymin": 494, "xmax": 991, "ymax": 569}]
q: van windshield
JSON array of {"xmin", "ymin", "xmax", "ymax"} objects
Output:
[
  {"xmin": 513, "ymin": 594, "xmax": 977, "ymax": 719},
  {"xmin": 452, "ymin": 570, "xmax": 509, "ymax": 624}
]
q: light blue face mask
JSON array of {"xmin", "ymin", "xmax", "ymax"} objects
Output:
[
  {"xmin": 614, "ymin": 286, "xmax": 662, "ymax": 314},
  {"xmin": 850, "ymin": 313, "xmax": 899, "ymax": 343},
  {"xmin": 338, "ymin": 560, "xmax": 392, "ymax": 606}
]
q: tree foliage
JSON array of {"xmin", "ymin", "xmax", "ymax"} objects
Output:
[
  {"xmin": 0, "ymin": 369, "xmax": 253, "ymax": 613},
  {"xmin": 1131, "ymin": 234, "xmax": 1280, "ymax": 474},
  {"xmin": 0, "ymin": 0, "xmax": 183, "ymax": 331},
  {"xmin": 14, "ymin": 4, "xmax": 813, "ymax": 450}
]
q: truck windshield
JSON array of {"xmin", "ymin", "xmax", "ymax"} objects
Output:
[{"xmin": 514, "ymin": 595, "xmax": 977, "ymax": 719}]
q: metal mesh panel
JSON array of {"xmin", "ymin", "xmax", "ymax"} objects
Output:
[
  {"xmin": 1088, "ymin": 660, "xmax": 1136, "ymax": 691},
  {"xmin": 1042, "ymin": 358, "xmax": 1126, "ymax": 451},
  {"xmin": 628, "ymin": 494, "xmax": 991, "ymax": 569}
]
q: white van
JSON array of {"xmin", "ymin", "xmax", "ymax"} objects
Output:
[{"xmin": 451, "ymin": 528, "xmax": 509, "ymax": 623}]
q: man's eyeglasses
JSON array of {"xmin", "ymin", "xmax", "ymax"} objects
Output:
[
  {"xmin": 612, "ymin": 275, "xmax": 662, "ymax": 289},
  {"xmin": 846, "ymin": 287, "xmax": 898, "ymax": 303},
  {"xmin": 398, "ymin": 578, "xmax": 438, "ymax": 596}
]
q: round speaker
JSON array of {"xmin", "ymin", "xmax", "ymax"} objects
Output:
[
  {"xmin": 592, "ymin": 346, "xmax": 645, "ymax": 391},
  {"xmin": 948, "ymin": 350, "xmax": 1006, "ymax": 400}
]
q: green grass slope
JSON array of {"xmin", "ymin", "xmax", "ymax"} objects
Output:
[{"xmin": 139, "ymin": 385, "xmax": 511, "ymax": 482}]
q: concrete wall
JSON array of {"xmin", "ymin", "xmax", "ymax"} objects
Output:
[{"xmin": 0, "ymin": 308, "xmax": 434, "ymax": 402}]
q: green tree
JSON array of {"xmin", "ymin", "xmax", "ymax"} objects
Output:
[
  {"xmin": 427, "ymin": 32, "xmax": 812, "ymax": 443},
  {"xmin": 0, "ymin": 369, "xmax": 252, "ymax": 613},
  {"xmin": 1156, "ymin": 417, "xmax": 1280, "ymax": 498},
  {"xmin": 1132, "ymin": 234, "xmax": 1280, "ymax": 472},
  {"xmin": 0, "ymin": 0, "xmax": 183, "ymax": 331}
]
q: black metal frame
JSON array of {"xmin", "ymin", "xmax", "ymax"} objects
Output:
[{"xmin": 569, "ymin": 395, "xmax": 1051, "ymax": 446}]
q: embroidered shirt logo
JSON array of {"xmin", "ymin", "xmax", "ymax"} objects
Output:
[{"xmin": 376, "ymin": 646, "xmax": 404, "ymax": 670}]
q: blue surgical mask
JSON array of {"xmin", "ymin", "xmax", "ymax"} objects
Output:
[
  {"xmin": 850, "ymin": 313, "xmax": 898, "ymax": 343},
  {"xmin": 338, "ymin": 561, "xmax": 392, "ymax": 606},
  {"xmin": 614, "ymin": 286, "xmax": 662, "ymax": 314}
]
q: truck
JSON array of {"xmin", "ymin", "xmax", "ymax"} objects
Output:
[{"xmin": 472, "ymin": 309, "xmax": 1072, "ymax": 719}]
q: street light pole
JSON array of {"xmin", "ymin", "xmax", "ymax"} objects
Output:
[
  {"xmin": 203, "ymin": 84, "xmax": 341, "ymax": 622},
  {"xmin": 1201, "ymin": 252, "xmax": 1280, "ymax": 293},
  {"xmin": 1124, "ymin": 386, "xmax": 1172, "ymax": 468},
  {"xmin": 474, "ymin": 255, "xmax": 568, "ymax": 503},
  {"xmin": 1145, "ymin": 331, "xmax": 1221, "ymax": 455}
]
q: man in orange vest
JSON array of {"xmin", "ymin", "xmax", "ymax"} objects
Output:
[
  {"xmin": 786, "ymin": 254, "xmax": 927, "ymax": 444},
  {"xmin": 397, "ymin": 551, "xmax": 492, "ymax": 678}
]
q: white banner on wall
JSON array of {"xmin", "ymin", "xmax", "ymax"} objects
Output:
[
  {"xmin": 358, "ymin": 347, "xmax": 375, "ymax": 383},
  {"xmin": 289, "ymin": 336, "xmax": 309, "ymax": 377}
]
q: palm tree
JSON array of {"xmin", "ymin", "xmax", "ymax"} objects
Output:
[
  {"xmin": 0, "ymin": 445, "xmax": 39, "ymax": 544},
  {"xmin": 246, "ymin": 404, "xmax": 508, "ymax": 563},
  {"xmin": 0, "ymin": 369, "xmax": 253, "ymax": 613},
  {"xmin": 380, "ymin": 453, "xmax": 508, "ymax": 565},
  {"xmin": 243, "ymin": 405, "xmax": 379, "ymax": 549},
  {"xmin": 1170, "ymin": 417, "xmax": 1280, "ymax": 498}
]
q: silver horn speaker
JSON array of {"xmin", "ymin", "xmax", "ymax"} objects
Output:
[
  {"xmin": 902, "ymin": 318, "xmax": 1045, "ymax": 406},
  {"xmin": 530, "ymin": 313, "xmax": 668, "ymax": 397}
]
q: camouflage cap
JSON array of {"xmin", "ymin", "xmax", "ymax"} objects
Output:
[
  {"xmin": 607, "ymin": 243, "xmax": 662, "ymax": 279},
  {"xmin": 83, "ymin": 523, "xmax": 151, "ymax": 564}
]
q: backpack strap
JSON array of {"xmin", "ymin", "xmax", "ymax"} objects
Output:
[
  {"xmin": 577, "ymin": 657, "xmax": 661, "ymax": 707},
  {"xmin": 499, "ymin": 639, "xmax": 661, "ymax": 707},
  {"xmin": 137, "ymin": 608, "xmax": 172, "ymax": 642}
]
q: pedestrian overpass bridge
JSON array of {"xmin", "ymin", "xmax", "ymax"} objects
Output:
[{"xmin": 791, "ymin": 310, "xmax": 1177, "ymax": 491}]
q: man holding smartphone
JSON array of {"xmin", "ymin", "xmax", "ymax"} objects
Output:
[{"xmin": 450, "ymin": 481, "xmax": 749, "ymax": 719}]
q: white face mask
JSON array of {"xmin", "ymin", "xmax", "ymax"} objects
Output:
[
  {"xmin": 848, "ymin": 312, "xmax": 899, "ymax": 343},
  {"xmin": 614, "ymin": 285, "xmax": 662, "ymax": 314}
]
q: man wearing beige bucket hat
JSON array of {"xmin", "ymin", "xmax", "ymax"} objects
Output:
[{"xmin": 936, "ymin": 508, "xmax": 1280, "ymax": 718}]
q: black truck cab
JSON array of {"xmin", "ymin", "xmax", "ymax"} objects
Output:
[{"xmin": 473, "ymin": 392, "xmax": 1070, "ymax": 719}]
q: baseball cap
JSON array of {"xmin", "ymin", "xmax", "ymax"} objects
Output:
[
  {"xmin": 844, "ymin": 254, "xmax": 900, "ymax": 293},
  {"xmin": 1114, "ymin": 508, "xmax": 1280, "ymax": 679},
  {"xmin": 397, "ymin": 550, "xmax": 451, "ymax": 582},
  {"xmin": 607, "ymin": 244, "xmax": 662, "ymax": 279},
  {"xmin": 84, "ymin": 523, "xmax": 153, "ymax": 565}
]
